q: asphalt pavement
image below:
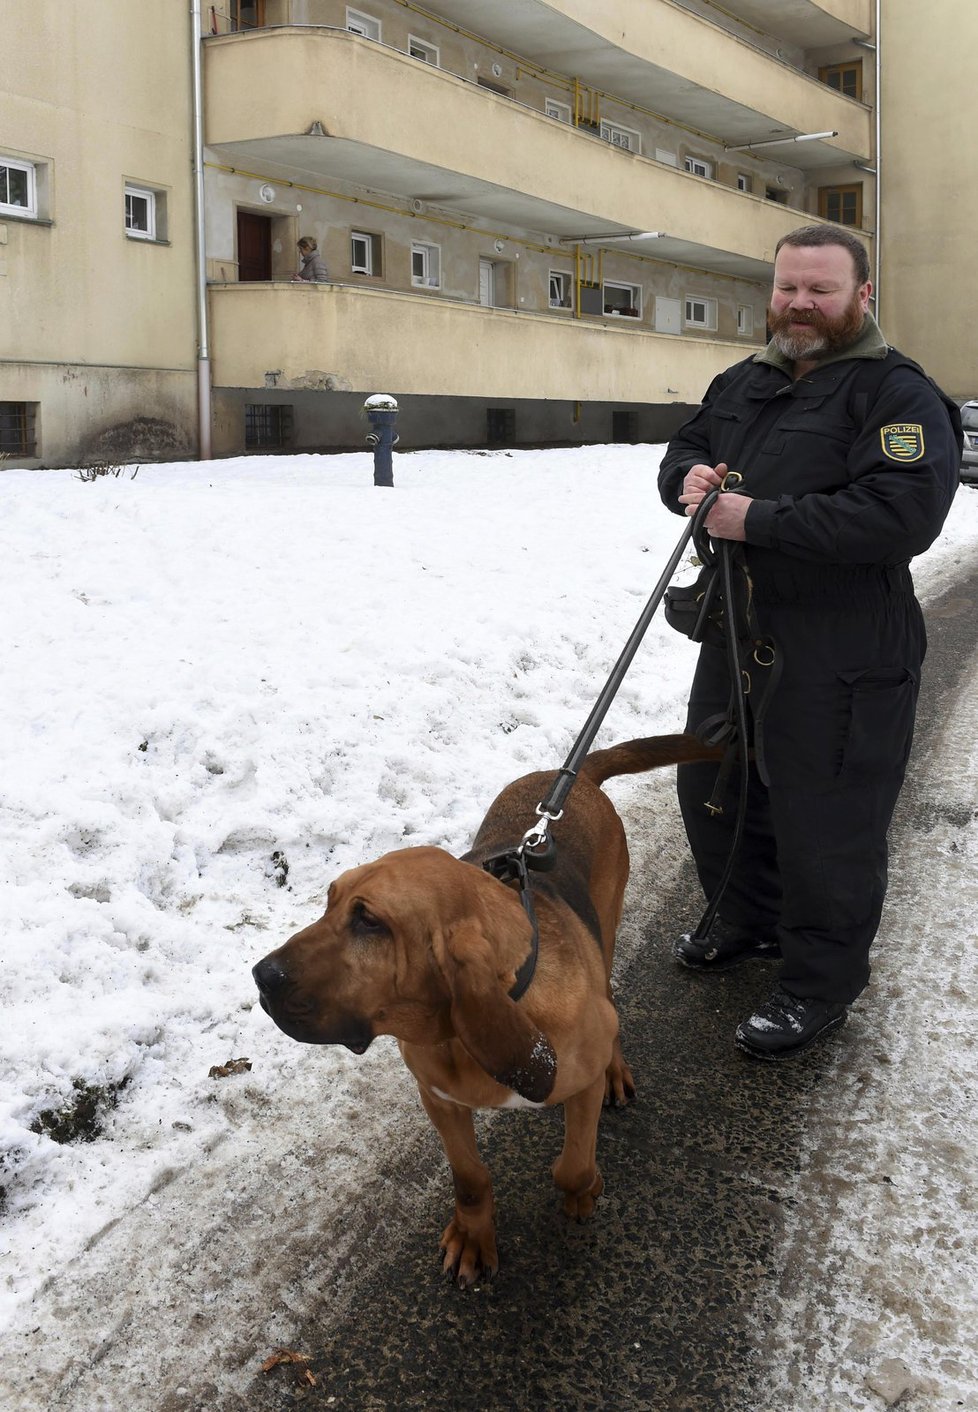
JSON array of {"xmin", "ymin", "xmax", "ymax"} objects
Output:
[{"xmin": 238, "ymin": 547, "xmax": 978, "ymax": 1412}]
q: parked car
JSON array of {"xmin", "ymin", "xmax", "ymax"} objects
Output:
[{"xmin": 960, "ymin": 400, "xmax": 978, "ymax": 483}]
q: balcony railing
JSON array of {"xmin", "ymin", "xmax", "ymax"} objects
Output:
[{"xmin": 207, "ymin": 280, "xmax": 752, "ymax": 406}]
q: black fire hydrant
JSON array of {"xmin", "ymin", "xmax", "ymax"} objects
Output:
[{"xmin": 363, "ymin": 393, "xmax": 399, "ymax": 487}]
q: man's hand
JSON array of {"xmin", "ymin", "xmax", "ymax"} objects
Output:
[
  {"xmin": 679, "ymin": 461, "xmax": 726, "ymax": 511},
  {"xmin": 678, "ymin": 461, "xmax": 751, "ymax": 541}
]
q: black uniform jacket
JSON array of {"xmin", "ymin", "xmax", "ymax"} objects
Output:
[{"xmin": 658, "ymin": 331, "xmax": 961, "ymax": 595}]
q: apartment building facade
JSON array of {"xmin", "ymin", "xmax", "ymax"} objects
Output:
[{"xmin": 2, "ymin": 0, "xmax": 908, "ymax": 466}]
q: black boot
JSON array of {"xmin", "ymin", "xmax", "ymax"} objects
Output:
[
  {"xmin": 673, "ymin": 918, "xmax": 781, "ymax": 972},
  {"xmin": 735, "ymin": 987, "xmax": 848, "ymax": 1061}
]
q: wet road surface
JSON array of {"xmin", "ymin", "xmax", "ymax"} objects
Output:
[{"xmin": 239, "ymin": 558, "xmax": 978, "ymax": 1412}]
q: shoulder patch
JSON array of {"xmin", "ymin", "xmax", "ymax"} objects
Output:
[{"xmin": 880, "ymin": 423, "xmax": 925, "ymax": 462}]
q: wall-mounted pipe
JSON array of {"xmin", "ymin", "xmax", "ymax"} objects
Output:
[{"xmin": 191, "ymin": 0, "xmax": 212, "ymax": 460}]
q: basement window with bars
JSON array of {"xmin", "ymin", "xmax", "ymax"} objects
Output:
[
  {"xmin": 245, "ymin": 403, "xmax": 293, "ymax": 450},
  {"xmin": 0, "ymin": 402, "xmax": 39, "ymax": 456},
  {"xmin": 486, "ymin": 408, "xmax": 516, "ymax": 444}
]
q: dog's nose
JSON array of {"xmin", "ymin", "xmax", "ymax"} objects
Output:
[{"xmin": 253, "ymin": 958, "xmax": 289, "ymax": 994}]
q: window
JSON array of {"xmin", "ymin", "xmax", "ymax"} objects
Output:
[
  {"xmin": 737, "ymin": 305, "xmax": 754, "ymax": 337},
  {"xmin": 655, "ymin": 148, "xmax": 679, "ymax": 167},
  {"xmin": 549, "ymin": 270, "xmax": 572, "ymax": 309},
  {"xmin": 819, "ymin": 184, "xmax": 862, "ymax": 227},
  {"xmin": 351, "ymin": 230, "xmax": 382, "ymax": 275},
  {"xmin": 477, "ymin": 77, "xmax": 510, "ymax": 96},
  {"xmin": 230, "ymin": 1, "xmax": 265, "ymax": 30},
  {"xmin": 408, "ymin": 35, "xmax": 438, "ymax": 65},
  {"xmin": 411, "ymin": 241, "xmax": 441, "ymax": 288},
  {"xmin": 765, "ymin": 186, "xmax": 789, "ymax": 204},
  {"xmin": 545, "ymin": 99, "xmax": 572, "ymax": 123},
  {"xmin": 0, "ymin": 402, "xmax": 38, "ymax": 457},
  {"xmin": 684, "ymin": 296, "xmax": 717, "ymax": 330},
  {"xmin": 603, "ymin": 282, "xmax": 641, "ymax": 318},
  {"xmin": 486, "ymin": 408, "xmax": 516, "ymax": 444},
  {"xmin": 819, "ymin": 61, "xmax": 862, "ymax": 100},
  {"xmin": 736, "ymin": 172, "xmax": 752, "ymax": 193},
  {"xmin": 684, "ymin": 156, "xmax": 713, "ymax": 179},
  {"xmin": 0, "ymin": 157, "xmax": 37, "ymax": 217},
  {"xmin": 125, "ymin": 184, "xmax": 158, "ymax": 240},
  {"xmin": 612, "ymin": 411, "xmax": 634, "ymax": 443},
  {"xmin": 245, "ymin": 404, "xmax": 293, "ymax": 450},
  {"xmin": 600, "ymin": 120, "xmax": 641, "ymax": 154},
  {"xmin": 346, "ymin": 8, "xmax": 381, "ymax": 40}
]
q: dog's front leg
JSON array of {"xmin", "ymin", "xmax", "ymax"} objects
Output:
[
  {"xmin": 417, "ymin": 1086, "xmax": 497, "ymax": 1288},
  {"xmin": 553, "ymin": 1074, "xmax": 606, "ymax": 1221}
]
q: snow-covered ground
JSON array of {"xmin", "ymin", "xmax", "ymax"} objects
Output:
[{"xmin": 0, "ymin": 446, "xmax": 976, "ymax": 1409}]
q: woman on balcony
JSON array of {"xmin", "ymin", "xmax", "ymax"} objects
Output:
[{"xmin": 292, "ymin": 237, "xmax": 329, "ymax": 283}]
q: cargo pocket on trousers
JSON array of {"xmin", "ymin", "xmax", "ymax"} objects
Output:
[{"xmin": 838, "ymin": 667, "xmax": 918, "ymax": 780}]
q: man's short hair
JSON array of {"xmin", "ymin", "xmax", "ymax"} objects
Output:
[{"xmin": 774, "ymin": 225, "xmax": 871, "ymax": 286}]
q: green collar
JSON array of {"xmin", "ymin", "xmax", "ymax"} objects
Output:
[{"xmin": 754, "ymin": 312, "xmax": 890, "ymax": 375}]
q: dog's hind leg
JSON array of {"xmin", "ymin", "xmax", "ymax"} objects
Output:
[
  {"xmin": 604, "ymin": 1031, "xmax": 636, "ymax": 1107},
  {"xmin": 418, "ymin": 1086, "xmax": 498, "ymax": 1288},
  {"xmin": 552, "ymin": 1073, "xmax": 606, "ymax": 1221}
]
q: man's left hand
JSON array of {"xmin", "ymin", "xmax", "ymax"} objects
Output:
[{"xmin": 701, "ymin": 490, "xmax": 752, "ymax": 541}]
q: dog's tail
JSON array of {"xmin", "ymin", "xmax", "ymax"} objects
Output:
[{"xmin": 579, "ymin": 733, "xmax": 722, "ymax": 787}]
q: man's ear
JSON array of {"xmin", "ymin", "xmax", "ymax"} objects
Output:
[{"xmin": 433, "ymin": 920, "xmax": 556, "ymax": 1103}]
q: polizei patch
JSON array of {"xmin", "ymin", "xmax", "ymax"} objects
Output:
[{"xmin": 880, "ymin": 423, "xmax": 925, "ymax": 462}]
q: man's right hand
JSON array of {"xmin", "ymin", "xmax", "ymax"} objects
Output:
[{"xmin": 679, "ymin": 462, "xmax": 727, "ymax": 515}]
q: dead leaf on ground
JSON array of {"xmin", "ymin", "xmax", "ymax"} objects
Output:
[
  {"xmin": 208, "ymin": 1057, "xmax": 252, "ymax": 1079},
  {"xmin": 261, "ymin": 1348, "xmax": 313, "ymax": 1375}
]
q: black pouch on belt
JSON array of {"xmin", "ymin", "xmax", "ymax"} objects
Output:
[{"xmin": 663, "ymin": 563, "xmax": 725, "ymax": 647}]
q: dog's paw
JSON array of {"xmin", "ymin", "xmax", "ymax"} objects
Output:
[
  {"xmin": 559, "ymin": 1170, "xmax": 604, "ymax": 1223},
  {"xmin": 603, "ymin": 1051, "xmax": 636, "ymax": 1107},
  {"xmin": 439, "ymin": 1219, "xmax": 499, "ymax": 1289}
]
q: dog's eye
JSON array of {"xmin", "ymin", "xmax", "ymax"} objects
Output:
[{"xmin": 351, "ymin": 902, "xmax": 388, "ymax": 936}]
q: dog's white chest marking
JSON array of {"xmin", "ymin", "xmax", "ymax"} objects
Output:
[
  {"xmin": 500, "ymin": 1092, "xmax": 546, "ymax": 1110},
  {"xmin": 430, "ymin": 1084, "xmax": 544, "ymax": 1111}
]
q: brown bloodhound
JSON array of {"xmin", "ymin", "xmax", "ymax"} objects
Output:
[{"xmin": 253, "ymin": 733, "xmax": 718, "ymax": 1287}]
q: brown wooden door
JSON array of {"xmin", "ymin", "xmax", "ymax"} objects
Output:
[{"xmin": 237, "ymin": 211, "xmax": 272, "ymax": 281}]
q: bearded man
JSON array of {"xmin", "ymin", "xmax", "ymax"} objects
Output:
[{"xmin": 658, "ymin": 224, "xmax": 961, "ymax": 1060}]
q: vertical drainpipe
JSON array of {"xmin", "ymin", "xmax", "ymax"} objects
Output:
[
  {"xmin": 191, "ymin": 0, "xmax": 212, "ymax": 460},
  {"xmin": 873, "ymin": 0, "xmax": 881, "ymax": 317}
]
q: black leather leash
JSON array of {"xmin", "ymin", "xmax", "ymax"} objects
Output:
[{"xmin": 482, "ymin": 485, "xmax": 729, "ymax": 1000}]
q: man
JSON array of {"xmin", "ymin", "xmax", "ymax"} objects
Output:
[{"xmin": 658, "ymin": 224, "xmax": 961, "ymax": 1061}]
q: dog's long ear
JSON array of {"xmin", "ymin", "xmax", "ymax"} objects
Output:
[{"xmin": 434, "ymin": 919, "xmax": 557, "ymax": 1103}]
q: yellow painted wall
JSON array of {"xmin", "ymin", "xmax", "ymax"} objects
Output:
[
  {"xmin": 0, "ymin": 0, "xmax": 197, "ymax": 371},
  {"xmin": 881, "ymin": 0, "xmax": 977, "ymax": 397}
]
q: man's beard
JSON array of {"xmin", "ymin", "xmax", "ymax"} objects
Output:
[{"xmin": 767, "ymin": 292, "xmax": 866, "ymax": 361}]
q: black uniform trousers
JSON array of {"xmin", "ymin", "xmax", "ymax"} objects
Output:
[{"xmin": 677, "ymin": 566, "xmax": 926, "ymax": 1004}]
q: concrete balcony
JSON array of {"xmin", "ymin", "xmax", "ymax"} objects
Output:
[
  {"xmin": 207, "ymin": 282, "xmax": 750, "ymax": 406},
  {"xmin": 204, "ymin": 28, "xmax": 871, "ymax": 283},
  {"xmin": 698, "ymin": 0, "xmax": 874, "ymax": 48},
  {"xmin": 386, "ymin": 0, "xmax": 872, "ymax": 156}
]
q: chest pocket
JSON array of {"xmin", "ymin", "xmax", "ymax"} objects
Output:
[
  {"xmin": 756, "ymin": 395, "xmax": 852, "ymax": 449},
  {"xmin": 705, "ymin": 405, "xmax": 758, "ymax": 472}
]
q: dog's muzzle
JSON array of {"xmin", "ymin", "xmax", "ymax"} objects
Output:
[{"xmin": 252, "ymin": 957, "xmax": 374, "ymax": 1054}]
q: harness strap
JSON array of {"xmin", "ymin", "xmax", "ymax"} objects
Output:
[{"xmin": 480, "ymin": 839, "xmax": 555, "ymax": 1001}]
